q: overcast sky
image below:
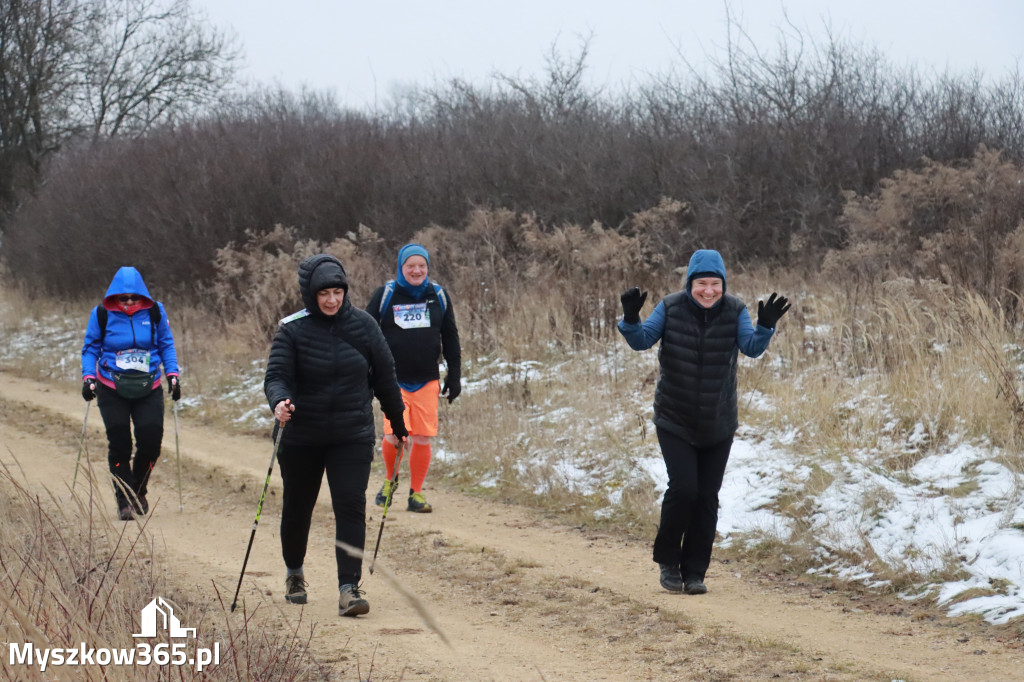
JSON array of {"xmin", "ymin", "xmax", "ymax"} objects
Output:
[{"xmin": 195, "ymin": 0, "xmax": 1023, "ymax": 109}]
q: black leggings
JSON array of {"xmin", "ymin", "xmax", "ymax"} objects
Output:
[
  {"xmin": 96, "ymin": 383, "xmax": 165, "ymax": 508},
  {"xmin": 278, "ymin": 440, "xmax": 372, "ymax": 588},
  {"xmin": 652, "ymin": 427, "xmax": 733, "ymax": 581}
]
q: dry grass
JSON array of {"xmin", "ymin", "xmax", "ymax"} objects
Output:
[
  {"xmin": 3, "ymin": 212, "xmax": 1024, "ymax": 621},
  {"xmin": 0, "ymin": 464, "xmax": 330, "ymax": 681}
]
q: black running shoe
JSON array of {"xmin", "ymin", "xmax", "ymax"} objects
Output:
[
  {"xmin": 407, "ymin": 491, "xmax": 432, "ymax": 513},
  {"xmin": 659, "ymin": 564, "xmax": 683, "ymax": 592},
  {"xmin": 684, "ymin": 578, "xmax": 708, "ymax": 595}
]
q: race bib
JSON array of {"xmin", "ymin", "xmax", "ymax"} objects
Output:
[
  {"xmin": 114, "ymin": 348, "xmax": 151, "ymax": 372},
  {"xmin": 393, "ymin": 302, "xmax": 430, "ymax": 329}
]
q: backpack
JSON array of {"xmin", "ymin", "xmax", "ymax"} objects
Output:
[
  {"xmin": 378, "ymin": 280, "xmax": 448, "ymax": 317},
  {"xmin": 95, "ymin": 304, "xmax": 161, "ymax": 348}
]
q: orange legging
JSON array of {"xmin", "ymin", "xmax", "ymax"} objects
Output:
[{"xmin": 382, "ymin": 439, "xmax": 431, "ymax": 493}]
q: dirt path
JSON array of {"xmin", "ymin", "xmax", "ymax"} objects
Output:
[{"xmin": 1, "ymin": 370, "xmax": 1021, "ymax": 680}]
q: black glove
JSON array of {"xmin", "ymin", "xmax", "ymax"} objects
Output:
[
  {"xmin": 620, "ymin": 287, "xmax": 648, "ymax": 324},
  {"xmin": 756, "ymin": 293, "xmax": 792, "ymax": 329},
  {"xmin": 167, "ymin": 376, "xmax": 181, "ymax": 401},
  {"xmin": 82, "ymin": 379, "xmax": 96, "ymax": 402},
  {"xmin": 390, "ymin": 418, "xmax": 409, "ymax": 441},
  {"xmin": 441, "ymin": 375, "xmax": 461, "ymax": 404}
]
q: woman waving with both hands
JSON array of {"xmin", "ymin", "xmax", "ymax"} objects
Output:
[{"xmin": 618, "ymin": 249, "xmax": 791, "ymax": 596}]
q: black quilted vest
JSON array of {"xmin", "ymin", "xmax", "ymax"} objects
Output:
[{"xmin": 654, "ymin": 291, "xmax": 744, "ymax": 446}]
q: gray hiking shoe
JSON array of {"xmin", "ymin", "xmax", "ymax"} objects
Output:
[
  {"xmin": 284, "ymin": 575, "xmax": 308, "ymax": 604},
  {"xmin": 684, "ymin": 578, "xmax": 708, "ymax": 595},
  {"xmin": 659, "ymin": 564, "xmax": 683, "ymax": 592},
  {"xmin": 339, "ymin": 584, "xmax": 370, "ymax": 617}
]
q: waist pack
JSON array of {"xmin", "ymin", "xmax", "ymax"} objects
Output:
[{"xmin": 112, "ymin": 371, "xmax": 158, "ymax": 400}]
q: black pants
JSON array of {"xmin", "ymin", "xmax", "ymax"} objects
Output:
[
  {"xmin": 278, "ymin": 440, "xmax": 372, "ymax": 588},
  {"xmin": 96, "ymin": 382, "xmax": 164, "ymax": 509},
  {"xmin": 652, "ymin": 426, "xmax": 733, "ymax": 581}
]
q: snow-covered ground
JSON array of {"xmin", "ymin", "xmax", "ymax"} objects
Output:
[
  {"xmin": 5, "ymin": 312, "xmax": 1023, "ymax": 625},
  {"xmin": 443, "ymin": 351, "xmax": 1024, "ymax": 626}
]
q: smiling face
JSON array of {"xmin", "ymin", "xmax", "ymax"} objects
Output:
[
  {"xmin": 316, "ymin": 287, "xmax": 345, "ymax": 316},
  {"xmin": 691, "ymin": 277, "xmax": 724, "ymax": 308},
  {"xmin": 401, "ymin": 255, "xmax": 429, "ymax": 287}
]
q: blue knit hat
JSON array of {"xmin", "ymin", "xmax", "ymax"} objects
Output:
[{"xmin": 396, "ymin": 243, "xmax": 431, "ymax": 298}]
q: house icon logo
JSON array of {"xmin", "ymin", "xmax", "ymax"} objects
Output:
[{"xmin": 133, "ymin": 597, "xmax": 197, "ymax": 638}]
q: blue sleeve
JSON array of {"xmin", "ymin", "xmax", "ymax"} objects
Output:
[
  {"xmin": 156, "ymin": 303, "xmax": 179, "ymax": 376},
  {"xmin": 617, "ymin": 300, "xmax": 666, "ymax": 351},
  {"xmin": 736, "ymin": 306, "xmax": 774, "ymax": 357},
  {"xmin": 81, "ymin": 308, "xmax": 102, "ymax": 379}
]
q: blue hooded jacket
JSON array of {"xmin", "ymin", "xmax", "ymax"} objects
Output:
[{"xmin": 81, "ymin": 267, "xmax": 179, "ymax": 390}]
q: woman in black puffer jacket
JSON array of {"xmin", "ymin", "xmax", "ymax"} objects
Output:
[{"xmin": 264, "ymin": 254, "xmax": 408, "ymax": 617}]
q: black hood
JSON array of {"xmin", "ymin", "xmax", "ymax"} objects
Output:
[{"xmin": 297, "ymin": 254, "xmax": 351, "ymax": 318}]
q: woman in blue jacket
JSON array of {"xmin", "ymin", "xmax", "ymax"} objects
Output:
[
  {"xmin": 81, "ymin": 267, "xmax": 180, "ymax": 520},
  {"xmin": 618, "ymin": 249, "xmax": 791, "ymax": 595}
]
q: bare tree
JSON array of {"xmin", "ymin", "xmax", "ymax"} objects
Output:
[
  {"xmin": 76, "ymin": 0, "xmax": 237, "ymax": 140},
  {"xmin": 0, "ymin": 0, "xmax": 81, "ymax": 205},
  {"xmin": 0, "ymin": 0, "xmax": 237, "ymax": 211}
]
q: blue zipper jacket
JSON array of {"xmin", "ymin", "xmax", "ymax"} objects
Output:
[{"xmin": 81, "ymin": 267, "xmax": 179, "ymax": 391}]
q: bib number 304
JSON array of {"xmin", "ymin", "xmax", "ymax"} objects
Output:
[{"xmin": 115, "ymin": 348, "xmax": 151, "ymax": 372}]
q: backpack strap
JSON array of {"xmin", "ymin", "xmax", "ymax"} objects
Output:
[
  {"xmin": 149, "ymin": 303, "xmax": 161, "ymax": 346},
  {"xmin": 379, "ymin": 280, "xmax": 448, "ymax": 317},
  {"xmin": 378, "ymin": 281, "xmax": 396, "ymax": 317},
  {"xmin": 279, "ymin": 308, "xmax": 371, "ymax": 366},
  {"xmin": 96, "ymin": 303, "xmax": 162, "ymax": 347},
  {"xmin": 279, "ymin": 309, "xmax": 310, "ymax": 325},
  {"xmin": 96, "ymin": 306, "xmax": 108, "ymax": 346},
  {"xmin": 431, "ymin": 282, "xmax": 448, "ymax": 316}
]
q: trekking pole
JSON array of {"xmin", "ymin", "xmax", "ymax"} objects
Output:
[
  {"xmin": 230, "ymin": 421, "xmax": 285, "ymax": 612},
  {"xmin": 369, "ymin": 439, "xmax": 409, "ymax": 575},
  {"xmin": 173, "ymin": 400, "xmax": 183, "ymax": 511},
  {"xmin": 71, "ymin": 401, "xmax": 91, "ymax": 491}
]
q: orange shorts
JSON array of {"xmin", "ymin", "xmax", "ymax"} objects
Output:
[{"xmin": 383, "ymin": 380, "xmax": 440, "ymax": 437}]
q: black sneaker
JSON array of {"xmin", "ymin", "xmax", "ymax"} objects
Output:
[
  {"xmin": 375, "ymin": 480, "xmax": 393, "ymax": 507},
  {"xmin": 284, "ymin": 575, "xmax": 308, "ymax": 604},
  {"xmin": 338, "ymin": 584, "xmax": 369, "ymax": 617},
  {"xmin": 659, "ymin": 564, "xmax": 683, "ymax": 592},
  {"xmin": 684, "ymin": 578, "xmax": 708, "ymax": 595},
  {"xmin": 118, "ymin": 506, "xmax": 135, "ymax": 521},
  {"xmin": 134, "ymin": 493, "xmax": 149, "ymax": 516},
  {"xmin": 407, "ymin": 491, "xmax": 432, "ymax": 513}
]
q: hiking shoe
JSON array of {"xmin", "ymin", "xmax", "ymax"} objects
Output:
[
  {"xmin": 338, "ymin": 584, "xmax": 370, "ymax": 617},
  {"xmin": 684, "ymin": 578, "xmax": 708, "ymax": 595},
  {"xmin": 118, "ymin": 506, "xmax": 135, "ymax": 521},
  {"xmin": 659, "ymin": 564, "xmax": 683, "ymax": 593},
  {"xmin": 284, "ymin": 575, "xmax": 308, "ymax": 604},
  {"xmin": 133, "ymin": 493, "xmax": 149, "ymax": 516},
  {"xmin": 407, "ymin": 491, "xmax": 432, "ymax": 513},
  {"xmin": 375, "ymin": 480, "xmax": 393, "ymax": 507}
]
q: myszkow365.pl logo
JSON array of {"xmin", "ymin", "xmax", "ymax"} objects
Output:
[{"xmin": 8, "ymin": 596, "xmax": 220, "ymax": 673}]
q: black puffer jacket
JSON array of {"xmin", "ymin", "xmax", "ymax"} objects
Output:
[
  {"xmin": 654, "ymin": 291, "xmax": 744, "ymax": 446},
  {"xmin": 264, "ymin": 254, "xmax": 406, "ymax": 446},
  {"xmin": 365, "ymin": 284, "xmax": 460, "ymax": 384}
]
